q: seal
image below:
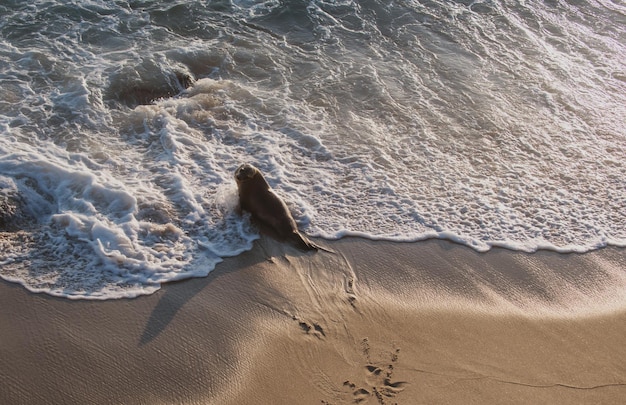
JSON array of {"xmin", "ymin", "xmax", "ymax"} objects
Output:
[{"xmin": 234, "ymin": 163, "xmax": 324, "ymax": 251}]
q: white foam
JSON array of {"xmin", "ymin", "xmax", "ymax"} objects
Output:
[{"xmin": 1, "ymin": 0, "xmax": 624, "ymax": 299}]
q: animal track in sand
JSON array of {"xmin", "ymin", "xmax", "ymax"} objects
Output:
[
  {"xmin": 341, "ymin": 381, "xmax": 370, "ymax": 403},
  {"xmin": 293, "ymin": 315, "xmax": 326, "ymax": 339},
  {"xmin": 342, "ymin": 345, "xmax": 406, "ymax": 404},
  {"xmin": 345, "ymin": 276, "xmax": 357, "ymax": 307},
  {"xmin": 365, "ymin": 363, "xmax": 407, "ymax": 404}
]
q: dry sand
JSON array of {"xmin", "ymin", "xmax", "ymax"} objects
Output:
[{"xmin": 1, "ymin": 237, "xmax": 625, "ymax": 404}]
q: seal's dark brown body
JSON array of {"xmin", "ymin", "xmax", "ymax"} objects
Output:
[{"xmin": 234, "ymin": 163, "xmax": 319, "ymax": 251}]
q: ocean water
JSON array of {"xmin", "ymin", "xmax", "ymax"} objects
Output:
[{"xmin": 0, "ymin": 0, "xmax": 624, "ymax": 299}]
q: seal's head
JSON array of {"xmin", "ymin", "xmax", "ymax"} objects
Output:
[{"xmin": 235, "ymin": 163, "xmax": 257, "ymax": 184}]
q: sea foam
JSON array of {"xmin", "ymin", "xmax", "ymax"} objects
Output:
[{"xmin": 0, "ymin": 0, "xmax": 624, "ymax": 299}]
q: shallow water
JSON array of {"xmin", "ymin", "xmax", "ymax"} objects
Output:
[{"xmin": 1, "ymin": 0, "xmax": 624, "ymax": 298}]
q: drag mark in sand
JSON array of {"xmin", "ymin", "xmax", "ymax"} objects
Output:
[
  {"xmin": 400, "ymin": 364, "xmax": 626, "ymax": 392},
  {"xmin": 456, "ymin": 376, "xmax": 626, "ymax": 392}
]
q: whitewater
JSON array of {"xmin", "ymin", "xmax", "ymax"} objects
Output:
[{"xmin": 0, "ymin": 0, "xmax": 624, "ymax": 299}]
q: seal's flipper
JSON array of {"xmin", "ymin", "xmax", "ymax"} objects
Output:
[{"xmin": 292, "ymin": 232, "xmax": 335, "ymax": 253}]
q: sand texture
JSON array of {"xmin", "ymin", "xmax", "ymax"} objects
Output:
[{"xmin": 1, "ymin": 237, "xmax": 626, "ymax": 404}]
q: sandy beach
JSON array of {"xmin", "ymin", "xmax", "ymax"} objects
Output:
[{"xmin": 1, "ymin": 237, "xmax": 625, "ymax": 404}]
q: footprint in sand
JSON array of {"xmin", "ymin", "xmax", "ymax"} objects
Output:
[
  {"xmin": 365, "ymin": 363, "xmax": 407, "ymax": 404},
  {"xmin": 293, "ymin": 315, "xmax": 326, "ymax": 339},
  {"xmin": 342, "ymin": 381, "xmax": 370, "ymax": 403},
  {"xmin": 339, "ymin": 346, "xmax": 407, "ymax": 404}
]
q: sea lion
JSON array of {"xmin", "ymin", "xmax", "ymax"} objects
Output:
[{"xmin": 234, "ymin": 163, "xmax": 324, "ymax": 252}]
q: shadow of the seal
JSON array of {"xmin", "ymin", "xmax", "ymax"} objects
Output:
[{"xmin": 138, "ymin": 235, "xmax": 312, "ymax": 346}]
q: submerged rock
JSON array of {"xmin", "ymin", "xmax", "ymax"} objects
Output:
[
  {"xmin": 105, "ymin": 60, "xmax": 196, "ymax": 108},
  {"xmin": 0, "ymin": 194, "xmax": 19, "ymax": 231}
]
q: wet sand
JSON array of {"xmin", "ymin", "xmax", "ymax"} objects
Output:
[{"xmin": 1, "ymin": 237, "xmax": 625, "ymax": 404}]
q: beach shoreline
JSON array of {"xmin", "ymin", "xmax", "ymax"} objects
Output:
[{"xmin": 1, "ymin": 237, "xmax": 625, "ymax": 404}]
